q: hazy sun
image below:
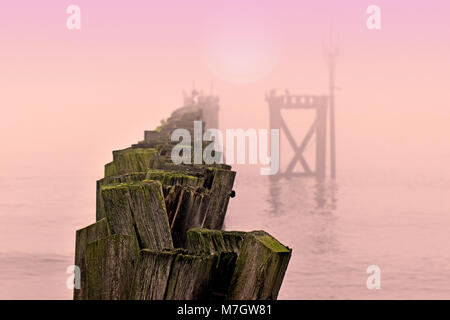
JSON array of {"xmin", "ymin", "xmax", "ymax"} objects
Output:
[{"xmin": 203, "ymin": 19, "xmax": 280, "ymax": 85}]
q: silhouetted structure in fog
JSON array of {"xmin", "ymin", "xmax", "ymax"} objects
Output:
[
  {"xmin": 267, "ymin": 91, "xmax": 328, "ymax": 179},
  {"xmin": 267, "ymin": 36, "xmax": 338, "ymax": 179},
  {"xmin": 183, "ymin": 90, "xmax": 220, "ymax": 130}
]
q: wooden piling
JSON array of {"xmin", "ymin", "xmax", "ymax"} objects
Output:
[
  {"xmin": 186, "ymin": 229, "xmax": 247, "ymax": 299},
  {"xmin": 186, "ymin": 228, "xmax": 246, "ymax": 255},
  {"xmin": 228, "ymin": 231, "xmax": 292, "ymax": 300},
  {"xmin": 74, "ymin": 218, "xmax": 110, "ymax": 300},
  {"xmin": 203, "ymin": 168, "xmax": 236, "ymax": 229},
  {"xmin": 85, "ymin": 234, "xmax": 139, "ymax": 300},
  {"xmin": 102, "ymin": 181, "xmax": 173, "ymax": 250},
  {"xmin": 131, "ymin": 249, "xmax": 178, "ymax": 300},
  {"xmin": 164, "ymin": 186, "xmax": 211, "ymax": 248},
  {"xmin": 164, "ymin": 252, "xmax": 217, "ymax": 300}
]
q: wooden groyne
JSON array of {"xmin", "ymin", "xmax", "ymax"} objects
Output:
[{"xmin": 74, "ymin": 103, "xmax": 292, "ymax": 300}]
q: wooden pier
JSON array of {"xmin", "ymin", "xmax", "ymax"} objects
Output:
[{"xmin": 74, "ymin": 99, "xmax": 291, "ymax": 300}]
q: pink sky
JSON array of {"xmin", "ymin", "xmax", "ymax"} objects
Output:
[{"xmin": 0, "ymin": 0, "xmax": 449, "ymax": 179}]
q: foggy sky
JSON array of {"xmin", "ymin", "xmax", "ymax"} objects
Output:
[{"xmin": 0, "ymin": 0, "xmax": 449, "ymax": 181}]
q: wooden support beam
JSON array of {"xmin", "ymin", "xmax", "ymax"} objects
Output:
[
  {"xmin": 267, "ymin": 94, "xmax": 329, "ymax": 178},
  {"xmin": 164, "ymin": 252, "xmax": 217, "ymax": 300},
  {"xmin": 203, "ymin": 168, "xmax": 236, "ymax": 230},
  {"xmin": 280, "ymin": 116, "xmax": 312, "ymax": 174},
  {"xmin": 131, "ymin": 249, "xmax": 177, "ymax": 300},
  {"xmin": 85, "ymin": 234, "xmax": 139, "ymax": 300},
  {"xmin": 285, "ymin": 119, "xmax": 317, "ymax": 174},
  {"xmin": 186, "ymin": 228, "xmax": 247, "ymax": 299},
  {"xmin": 163, "ymin": 185, "xmax": 211, "ymax": 248},
  {"xmin": 228, "ymin": 231, "xmax": 292, "ymax": 300},
  {"xmin": 101, "ymin": 181, "xmax": 173, "ymax": 251},
  {"xmin": 186, "ymin": 228, "xmax": 246, "ymax": 255},
  {"xmin": 74, "ymin": 218, "xmax": 110, "ymax": 300}
]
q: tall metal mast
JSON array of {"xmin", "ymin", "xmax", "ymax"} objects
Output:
[{"xmin": 323, "ymin": 30, "xmax": 339, "ymax": 179}]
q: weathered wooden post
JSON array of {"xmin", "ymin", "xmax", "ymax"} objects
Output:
[
  {"xmin": 74, "ymin": 218, "xmax": 110, "ymax": 300},
  {"xmin": 85, "ymin": 234, "xmax": 139, "ymax": 300},
  {"xmin": 228, "ymin": 231, "xmax": 292, "ymax": 300}
]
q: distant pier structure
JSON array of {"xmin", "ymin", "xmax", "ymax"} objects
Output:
[
  {"xmin": 183, "ymin": 90, "xmax": 220, "ymax": 130},
  {"xmin": 141, "ymin": 90, "xmax": 220, "ymax": 148},
  {"xmin": 268, "ymin": 34, "xmax": 338, "ymax": 180},
  {"xmin": 267, "ymin": 92, "xmax": 329, "ymax": 179}
]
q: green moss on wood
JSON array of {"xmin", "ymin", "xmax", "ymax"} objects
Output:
[
  {"xmin": 252, "ymin": 231, "xmax": 291, "ymax": 253},
  {"xmin": 145, "ymin": 169, "xmax": 202, "ymax": 187},
  {"xmin": 227, "ymin": 231, "xmax": 292, "ymax": 300},
  {"xmin": 105, "ymin": 148, "xmax": 159, "ymax": 177},
  {"xmin": 97, "ymin": 173, "xmax": 148, "ymax": 221},
  {"xmin": 85, "ymin": 234, "xmax": 139, "ymax": 300},
  {"xmin": 101, "ymin": 181, "xmax": 173, "ymax": 251},
  {"xmin": 164, "ymin": 252, "xmax": 217, "ymax": 300},
  {"xmin": 104, "ymin": 162, "xmax": 118, "ymax": 177},
  {"xmin": 187, "ymin": 228, "xmax": 246, "ymax": 255},
  {"xmin": 74, "ymin": 218, "xmax": 111, "ymax": 300},
  {"xmin": 131, "ymin": 249, "xmax": 178, "ymax": 300}
]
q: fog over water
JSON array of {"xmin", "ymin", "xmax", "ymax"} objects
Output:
[
  {"xmin": 1, "ymin": 0, "xmax": 450, "ymax": 299},
  {"xmin": 1, "ymin": 164, "xmax": 450, "ymax": 299}
]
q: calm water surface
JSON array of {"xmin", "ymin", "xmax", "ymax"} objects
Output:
[{"xmin": 1, "ymin": 169, "xmax": 450, "ymax": 299}]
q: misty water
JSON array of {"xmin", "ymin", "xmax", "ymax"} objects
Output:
[{"xmin": 1, "ymin": 168, "xmax": 450, "ymax": 299}]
